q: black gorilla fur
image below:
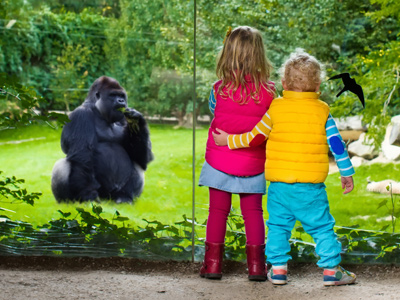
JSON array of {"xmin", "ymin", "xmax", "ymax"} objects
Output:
[{"xmin": 51, "ymin": 76, "xmax": 153, "ymax": 203}]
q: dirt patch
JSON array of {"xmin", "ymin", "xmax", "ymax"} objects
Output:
[
  {"xmin": 340, "ymin": 130, "xmax": 365, "ymax": 143},
  {"xmin": 0, "ymin": 256, "xmax": 399, "ymax": 300}
]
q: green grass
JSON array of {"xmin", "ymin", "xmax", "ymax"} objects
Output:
[
  {"xmin": 0, "ymin": 124, "xmax": 210, "ymax": 229},
  {"xmin": 0, "ymin": 124, "xmax": 399, "ymax": 235},
  {"xmin": 325, "ymin": 163, "xmax": 400, "ymax": 232}
]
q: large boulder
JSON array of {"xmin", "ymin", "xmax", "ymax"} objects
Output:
[
  {"xmin": 367, "ymin": 179, "xmax": 400, "ymax": 194},
  {"xmin": 335, "ymin": 116, "xmax": 366, "ymax": 131},
  {"xmin": 350, "ymin": 156, "xmax": 365, "ymax": 167},
  {"xmin": 348, "ymin": 133, "xmax": 379, "ymax": 159},
  {"xmin": 388, "ymin": 115, "xmax": 400, "ymax": 146},
  {"xmin": 366, "ymin": 154, "xmax": 392, "ymax": 165},
  {"xmin": 381, "ymin": 116, "xmax": 400, "ymax": 161}
]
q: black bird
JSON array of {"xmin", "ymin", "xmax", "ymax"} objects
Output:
[{"xmin": 329, "ymin": 73, "xmax": 365, "ymax": 108}]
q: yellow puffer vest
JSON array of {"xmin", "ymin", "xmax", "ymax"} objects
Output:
[{"xmin": 265, "ymin": 91, "xmax": 330, "ymax": 183}]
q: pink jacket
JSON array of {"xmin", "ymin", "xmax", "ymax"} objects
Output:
[{"xmin": 205, "ymin": 79, "xmax": 274, "ymax": 176}]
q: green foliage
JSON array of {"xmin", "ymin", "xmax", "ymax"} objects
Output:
[
  {"xmin": 0, "ymin": 72, "xmax": 66, "ymax": 225},
  {"xmin": 0, "ymin": 204, "xmax": 399, "ymax": 263},
  {"xmin": 0, "ymin": 73, "xmax": 69, "ymax": 130},
  {"xmin": 0, "ymin": 171, "xmax": 41, "ymax": 206},
  {"xmin": 0, "ymin": 4, "xmax": 110, "ymax": 110},
  {"xmin": 0, "ymin": 0, "xmax": 36, "ymax": 74},
  {"xmin": 324, "ymin": 0, "xmax": 400, "ymax": 149},
  {"xmin": 357, "ymin": 40, "xmax": 399, "ymax": 148},
  {"xmin": 51, "ymin": 44, "xmax": 92, "ymax": 111},
  {"xmin": 146, "ymin": 70, "xmax": 193, "ymax": 123},
  {"xmin": 335, "ymin": 226, "xmax": 400, "ymax": 264},
  {"xmin": 379, "ymin": 183, "xmax": 400, "ymax": 233},
  {"xmin": 3, "ymin": 0, "xmax": 398, "ymax": 123},
  {"xmin": 331, "ymin": 42, "xmax": 400, "ymax": 148},
  {"xmin": 104, "ymin": 0, "xmax": 200, "ymax": 119},
  {"xmin": 30, "ymin": 0, "xmax": 121, "ymax": 17},
  {"xmin": 0, "ymin": 74, "xmax": 44, "ymax": 130},
  {"xmin": 33, "ymin": 8, "xmax": 111, "ymax": 109},
  {"xmin": 0, "ymin": 205, "xmax": 198, "ymax": 259},
  {"xmin": 369, "ymin": 0, "xmax": 400, "ymax": 21}
]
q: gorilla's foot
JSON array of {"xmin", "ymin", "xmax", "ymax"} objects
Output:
[
  {"xmin": 77, "ymin": 190, "xmax": 100, "ymax": 202},
  {"xmin": 115, "ymin": 197, "xmax": 133, "ymax": 204}
]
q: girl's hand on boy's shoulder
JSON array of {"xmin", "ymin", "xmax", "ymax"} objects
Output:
[
  {"xmin": 341, "ymin": 176, "xmax": 354, "ymax": 194},
  {"xmin": 212, "ymin": 128, "xmax": 229, "ymax": 146}
]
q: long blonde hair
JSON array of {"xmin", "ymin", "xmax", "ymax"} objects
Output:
[{"xmin": 216, "ymin": 26, "xmax": 273, "ymax": 104}]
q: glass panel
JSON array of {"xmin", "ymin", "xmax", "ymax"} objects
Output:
[
  {"xmin": 1, "ymin": 0, "xmax": 399, "ymax": 264},
  {"xmin": 0, "ymin": 0, "xmax": 195, "ymax": 260},
  {"xmin": 195, "ymin": 0, "xmax": 400, "ymax": 264}
]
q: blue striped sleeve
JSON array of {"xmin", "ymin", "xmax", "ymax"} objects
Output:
[
  {"xmin": 326, "ymin": 114, "xmax": 355, "ymax": 177},
  {"xmin": 208, "ymin": 85, "xmax": 217, "ymax": 114}
]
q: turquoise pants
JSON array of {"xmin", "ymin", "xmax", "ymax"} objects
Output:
[{"xmin": 266, "ymin": 182, "xmax": 342, "ymax": 268}]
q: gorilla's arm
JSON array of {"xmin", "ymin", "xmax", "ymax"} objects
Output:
[
  {"xmin": 123, "ymin": 108, "xmax": 154, "ymax": 170},
  {"xmin": 60, "ymin": 107, "xmax": 100, "ymax": 200},
  {"xmin": 61, "ymin": 107, "xmax": 96, "ymax": 157}
]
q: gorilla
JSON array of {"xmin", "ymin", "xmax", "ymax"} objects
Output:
[{"xmin": 51, "ymin": 76, "xmax": 153, "ymax": 203}]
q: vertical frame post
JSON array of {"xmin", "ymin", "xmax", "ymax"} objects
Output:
[{"xmin": 191, "ymin": 0, "xmax": 197, "ymax": 263}]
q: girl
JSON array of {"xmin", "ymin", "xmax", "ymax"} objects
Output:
[{"xmin": 199, "ymin": 26, "xmax": 274, "ymax": 281}]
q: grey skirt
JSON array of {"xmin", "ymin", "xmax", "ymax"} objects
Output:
[{"xmin": 198, "ymin": 161, "xmax": 266, "ymax": 194}]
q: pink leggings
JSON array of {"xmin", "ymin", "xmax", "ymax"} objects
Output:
[{"xmin": 206, "ymin": 188, "xmax": 265, "ymax": 245}]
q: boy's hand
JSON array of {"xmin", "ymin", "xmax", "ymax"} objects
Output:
[
  {"xmin": 341, "ymin": 176, "xmax": 354, "ymax": 194},
  {"xmin": 212, "ymin": 128, "xmax": 229, "ymax": 146}
]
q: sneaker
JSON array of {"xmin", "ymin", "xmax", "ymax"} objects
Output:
[
  {"xmin": 267, "ymin": 264, "xmax": 287, "ymax": 285},
  {"xmin": 323, "ymin": 266, "xmax": 356, "ymax": 286}
]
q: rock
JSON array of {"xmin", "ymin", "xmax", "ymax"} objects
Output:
[
  {"xmin": 335, "ymin": 116, "xmax": 366, "ymax": 131},
  {"xmin": 381, "ymin": 123, "xmax": 400, "ymax": 161},
  {"xmin": 388, "ymin": 115, "xmax": 400, "ymax": 146},
  {"xmin": 366, "ymin": 179, "xmax": 400, "ymax": 194},
  {"xmin": 366, "ymin": 154, "xmax": 392, "ymax": 165},
  {"xmin": 339, "ymin": 130, "xmax": 364, "ymax": 144},
  {"xmin": 348, "ymin": 133, "xmax": 379, "ymax": 160},
  {"xmin": 381, "ymin": 141, "xmax": 400, "ymax": 161},
  {"xmin": 328, "ymin": 163, "xmax": 339, "ymax": 174},
  {"xmin": 350, "ymin": 156, "xmax": 365, "ymax": 167}
]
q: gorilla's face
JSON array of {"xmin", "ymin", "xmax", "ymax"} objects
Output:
[{"xmin": 95, "ymin": 89, "xmax": 127, "ymax": 123}]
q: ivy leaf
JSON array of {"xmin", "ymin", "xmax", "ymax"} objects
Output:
[
  {"xmin": 58, "ymin": 210, "xmax": 72, "ymax": 218},
  {"xmin": 377, "ymin": 199, "xmax": 388, "ymax": 210},
  {"xmin": 92, "ymin": 204, "xmax": 103, "ymax": 215},
  {"xmin": 113, "ymin": 216, "xmax": 130, "ymax": 222}
]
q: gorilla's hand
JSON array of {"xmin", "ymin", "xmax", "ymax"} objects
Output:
[{"xmin": 124, "ymin": 108, "xmax": 144, "ymax": 132}]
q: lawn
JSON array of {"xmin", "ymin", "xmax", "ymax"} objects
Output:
[
  {"xmin": 0, "ymin": 124, "xmax": 210, "ymax": 229},
  {"xmin": 0, "ymin": 123, "xmax": 399, "ymax": 236}
]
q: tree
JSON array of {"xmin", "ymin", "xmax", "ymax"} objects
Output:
[
  {"xmin": 50, "ymin": 44, "xmax": 92, "ymax": 111},
  {"xmin": 30, "ymin": 0, "xmax": 121, "ymax": 17},
  {"xmin": 0, "ymin": 2, "xmax": 111, "ymax": 111},
  {"xmin": 330, "ymin": 0, "xmax": 400, "ymax": 148},
  {"xmin": 104, "ymin": 0, "xmax": 197, "ymax": 122}
]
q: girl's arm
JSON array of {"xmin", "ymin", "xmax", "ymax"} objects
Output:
[
  {"xmin": 214, "ymin": 111, "xmax": 356, "ymax": 179},
  {"xmin": 208, "ymin": 85, "xmax": 217, "ymax": 114},
  {"xmin": 212, "ymin": 111, "xmax": 272, "ymax": 148}
]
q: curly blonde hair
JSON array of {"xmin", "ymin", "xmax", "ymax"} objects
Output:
[
  {"xmin": 281, "ymin": 49, "xmax": 325, "ymax": 92},
  {"xmin": 216, "ymin": 26, "xmax": 274, "ymax": 104}
]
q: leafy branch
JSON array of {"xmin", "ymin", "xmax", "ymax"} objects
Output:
[
  {"xmin": 0, "ymin": 203, "xmax": 398, "ymax": 264},
  {"xmin": 0, "ymin": 73, "xmax": 69, "ymax": 131},
  {"xmin": 0, "ymin": 171, "xmax": 40, "ymax": 206},
  {"xmin": 383, "ymin": 67, "xmax": 399, "ymax": 114}
]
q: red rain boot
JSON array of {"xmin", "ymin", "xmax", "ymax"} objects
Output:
[
  {"xmin": 246, "ymin": 244, "xmax": 268, "ymax": 281},
  {"xmin": 200, "ymin": 241, "xmax": 224, "ymax": 279}
]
